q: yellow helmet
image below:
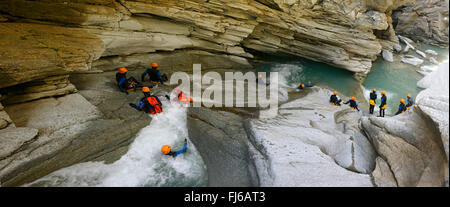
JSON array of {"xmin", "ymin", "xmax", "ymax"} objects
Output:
[
  {"xmin": 407, "ymin": 94, "xmax": 411, "ymax": 98},
  {"xmin": 381, "ymin": 91, "xmax": 386, "ymax": 95},
  {"xmin": 400, "ymin": 98, "xmax": 405, "ymax": 103}
]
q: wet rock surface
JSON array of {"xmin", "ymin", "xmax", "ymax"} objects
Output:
[
  {"xmin": 0, "ymin": 72, "xmax": 153, "ymax": 186},
  {"xmin": 187, "ymin": 107, "xmax": 259, "ymax": 187},
  {"xmin": 362, "ymin": 107, "xmax": 448, "ymax": 187}
]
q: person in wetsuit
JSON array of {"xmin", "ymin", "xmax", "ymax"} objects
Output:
[
  {"xmin": 406, "ymin": 94, "xmax": 414, "ymax": 110},
  {"xmin": 344, "ymin": 96, "xmax": 360, "ymax": 111},
  {"xmin": 161, "ymin": 139, "xmax": 188, "ymax": 157},
  {"xmin": 395, "ymin": 98, "xmax": 407, "ymax": 115},
  {"xmin": 129, "ymin": 86, "xmax": 163, "ymax": 114},
  {"xmin": 369, "ymin": 88, "xmax": 377, "ymax": 115},
  {"xmin": 141, "ymin": 62, "xmax": 167, "ymax": 85},
  {"xmin": 296, "ymin": 83, "xmax": 312, "ymax": 91},
  {"xmin": 330, "ymin": 91, "xmax": 342, "ymax": 106},
  {"xmin": 116, "ymin": 67, "xmax": 140, "ymax": 94},
  {"xmin": 379, "ymin": 90, "xmax": 387, "ymax": 117}
]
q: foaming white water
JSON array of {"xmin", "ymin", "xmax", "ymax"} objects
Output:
[{"xmin": 25, "ymin": 100, "xmax": 207, "ymax": 187}]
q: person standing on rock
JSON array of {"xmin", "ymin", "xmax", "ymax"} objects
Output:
[
  {"xmin": 379, "ymin": 91, "xmax": 387, "ymax": 117},
  {"xmin": 141, "ymin": 62, "xmax": 167, "ymax": 86},
  {"xmin": 395, "ymin": 99, "xmax": 407, "ymax": 115},
  {"xmin": 369, "ymin": 88, "xmax": 377, "ymax": 114},
  {"xmin": 344, "ymin": 96, "xmax": 360, "ymax": 111},
  {"xmin": 406, "ymin": 94, "xmax": 414, "ymax": 110},
  {"xmin": 116, "ymin": 67, "xmax": 140, "ymax": 94},
  {"xmin": 329, "ymin": 91, "xmax": 342, "ymax": 106},
  {"xmin": 129, "ymin": 86, "xmax": 163, "ymax": 114}
]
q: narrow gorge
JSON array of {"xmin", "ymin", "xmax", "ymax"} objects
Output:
[{"xmin": 0, "ymin": 0, "xmax": 448, "ymax": 187}]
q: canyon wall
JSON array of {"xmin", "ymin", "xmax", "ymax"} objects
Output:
[{"xmin": 0, "ymin": 0, "xmax": 417, "ymax": 93}]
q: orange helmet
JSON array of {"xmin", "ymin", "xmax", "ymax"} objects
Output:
[
  {"xmin": 161, "ymin": 145, "xmax": 171, "ymax": 155},
  {"xmin": 372, "ymin": 88, "xmax": 377, "ymax": 92},
  {"xmin": 351, "ymin": 96, "xmax": 355, "ymax": 101},
  {"xmin": 119, "ymin": 67, "xmax": 128, "ymax": 74},
  {"xmin": 407, "ymin": 94, "xmax": 411, "ymax": 98},
  {"xmin": 151, "ymin": 62, "xmax": 159, "ymax": 68},
  {"xmin": 142, "ymin": 86, "xmax": 150, "ymax": 93},
  {"xmin": 381, "ymin": 90, "xmax": 386, "ymax": 95},
  {"xmin": 333, "ymin": 91, "xmax": 338, "ymax": 95},
  {"xmin": 400, "ymin": 98, "xmax": 405, "ymax": 103},
  {"xmin": 301, "ymin": 84, "xmax": 305, "ymax": 88}
]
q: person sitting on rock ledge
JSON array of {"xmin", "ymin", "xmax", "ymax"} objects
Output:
[
  {"xmin": 395, "ymin": 98, "xmax": 407, "ymax": 115},
  {"xmin": 129, "ymin": 86, "xmax": 163, "ymax": 114},
  {"xmin": 406, "ymin": 94, "xmax": 414, "ymax": 110},
  {"xmin": 329, "ymin": 91, "xmax": 342, "ymax": 106},
  {"xmin": 141, "ymin": 62, "xmax": 168, "ymax": 86},
  {"xmin": 344, "ymin": 96, "xmax": 360, "ymax": 111},
  {"xmin": 116, "ymin": 67, "xmax": 140, "ymax": 94},
  {"xmin": 296, "ymin": 83, "xmax": 312, "ymax": 91},
  {"xmin": 379, "ymin": 91, "xmax": 387, "ymax": 117},
  {"xmin": 161, "ymin": 139, "xmax": 188, "ymax": 157}
]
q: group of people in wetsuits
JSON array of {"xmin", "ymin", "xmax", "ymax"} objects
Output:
[
  {"xmin": 296, "ymin": 82, "xmax": 414, "ymax": 117},
  {"xmin": 327, "ymin": 87, "xmax": 414, "ymax": 116},
  {"xmin": 115, "ymin": 62, "xmax": 192, "ymax": 158}
]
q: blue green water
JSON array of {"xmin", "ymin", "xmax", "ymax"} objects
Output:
[{"xmin": 257, "ymin": 45, "xmax": 449, "ymax": 115}]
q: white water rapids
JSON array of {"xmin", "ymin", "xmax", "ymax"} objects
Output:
[{"xmin": 25, "ymin": 99, "xmax": 207, "ymax": 187}]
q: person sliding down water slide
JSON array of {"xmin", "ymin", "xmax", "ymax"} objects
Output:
[
  {"xmin": 369, "ymin": 88, "xmax": 377, "ymax": 115},
  {"xmin": 161, "ymin": 139, "xmax": 188, "ymax": 158},
  {"xmin": 329, "ymin": 91, "xmax": 342, "ymax": 106},
  {"xmin": 344, "ymin": 96, "xmax": 360, "ymax": 111},
  {"xmin": 116, "ymin": 67, "xmax": 141, "ymax": 94},
  {"xmin": 172, "ymin": 87, "xmax": 193, "ymax": 104},
  {"xmin": 141, "ymin": 62, "xmax": 168, "ymax": 87},
  {"xmin": 296, "ymin": 83, "xmax": 312, "ymax": 91},
  {"xmin": 129, "ymin": 87, "xmax": 163, "ymax": 114}
]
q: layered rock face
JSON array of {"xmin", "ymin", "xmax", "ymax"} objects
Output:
[
  {"xmin": 0, "ymin": 72, "xmax": 153, "ymax": 186},
  {"xmin": 0, "ymin": 0, "xmax": 417, "ymax": 89},
  {"xmin": 393, "ymin": 0, "xmax": 449, "ymax": 47}
]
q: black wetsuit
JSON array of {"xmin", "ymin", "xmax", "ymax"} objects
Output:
[
  {"xmin": 116, "ymin": 72, "xmax": 139, "ymax": 94},
  {"xmin": 369, "ymin": 91, "xmax": 377, "ymax": 114},
  {"xmin": 379, "ymin": 94, "xmax": 387, "ymax": 117},
  {"xmin": 330, "ymin": 94, "xmax": 341, "ymax": 106},
  {"xmin": 142, "ymin": 67, "xmax": 164, "ymax": 84},
  {"xmin": 166, "ymin": 139, "xmax": 188, "ymax": 157},
  {"xmin": 395, "ymin": 102, "xmax": 406, "ymax": 115},
  {"xmin": 344, "ymin": 99, "xmax": 360, "ymax": 111},
  {"xmin": 406, "ymin": 97, "xmax": 414, "ymax": 109}
]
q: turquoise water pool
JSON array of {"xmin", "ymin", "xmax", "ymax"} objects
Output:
[{"xmin": 257, "ymin": 45, "xmax": 449, "ymax": 115}]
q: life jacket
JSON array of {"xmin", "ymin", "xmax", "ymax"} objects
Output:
[
  {"xmin": 146, "ymin": 96, "xmax": 163, "ymax": 114},
  {"xmin": 381, "ymin": 105, "xmax": 387, "ymax": 110},
  {"xmin": 369, "ymin": 99, "xmax": 376, "ymax": 106},
  {"xmin": 178, "ymin": 92, "xmax": 193, "ymax": 104}
]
